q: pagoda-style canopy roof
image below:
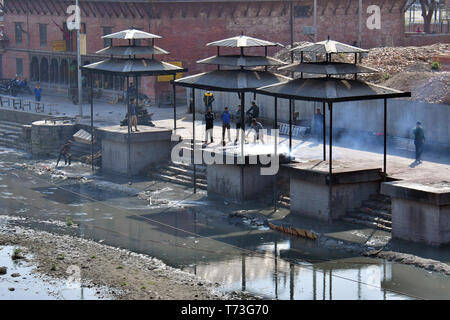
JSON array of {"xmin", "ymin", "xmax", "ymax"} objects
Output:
[
  {"xmin": 82, "ymin": 59, "xmax": 186, "ymax": 76},
  {"xmin": 197, "ymin": 55, "xmax": 286, "ymax": 67},
  {"xmin": 175, "ymin": 69, "xmax": 291, "ymax": 92},
  {"xmin": 257, "ymin": 77, "xmax": 411, "ymax": 103},
  {"xmin": 207, "ymin": 35, "xmax": 282, "ymax": 48},
  {"xmin": 96, "ymin": 45, "xmax": 169, "ymax": 56},
  {"xmin": 82, "ymin": 28, "xmax": 186, "ymax": 76},
  {"xmin": 279, "ymin": 62, "xmax": 378, "ymax": 75},
  {"xmin": 175, "ymin": 34, "xmax": 289, "ymax": 92},
  {"xmin": 102, "ymin": 28, "xmax": 161, "ymax": 40},
  {"xmin": 291, "ymin": 39, "xmax": 369, "ymax": 54}
]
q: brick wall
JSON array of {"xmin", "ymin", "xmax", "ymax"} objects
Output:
[{"xmin": 2, "ymin": 0, "xmax": 448, "ymax": 97}]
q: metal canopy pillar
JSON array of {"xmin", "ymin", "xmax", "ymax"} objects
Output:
[
  {"xmin": 173, "ymin": 74, "xmax": 177, "ymax": 132},
  {"xmin": 273, "ymin": 96, "xmax": 278, "ymax": 209},
  {"xmin": 127, "ymin": 76, "xmax": 131, "ymax": 178},
  {"xmin": 323, "ymin": 101, "xmax": 326, "ymax": 161},
  {"xmin": 90, "ymin": 74, "xmax": 94, "ymax": 171},
  {"xmin": 384, "ymin": 98, "xmax": 387, "ymax": 176},
  {"xmin": 289, "ymin": 99, "xmax": 293, "ymax": 155},
  {"xmin": 328, "ymin": 102, "xmax": 333, "ymax": 220},
  {"xmin": 192, "ymin": 88, "xmax": 197, "ymax": 194},
  {"xmin": 240, "ymin": 92, "xmax": 245, "ymax": 203}
]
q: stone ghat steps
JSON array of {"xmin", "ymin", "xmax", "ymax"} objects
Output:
[
  {"xmin": 342, "ymin": 193, "xmax": 392, "ymax": 232},
  {"xmin": 149, "ymin": 161, "xmax": 208, "ymax": 190},
  {"xmin": 277, "ymin": 195, "xmax": 290, "ymax": 209},
  {"xmin": 0, "ymin": 120, "xmax": 24, "ymax": 150},
  {"xmin": 341, "ymin": 216, "xmax": 392, "ymax": 232}
]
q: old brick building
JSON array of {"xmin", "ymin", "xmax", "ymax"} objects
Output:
[{"xmin": 0, "ymin": 0, "xmax": 448, "ymax": 101}]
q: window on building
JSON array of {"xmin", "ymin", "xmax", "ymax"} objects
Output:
[
  {"xmin": 40, "ymin": 24, "xmax": 47, "ymax": 47},
  {"xmin": 103, "ymin": 27, "xmax": 112, "ymax": 47},
  {"xmin": 294, "ymin": 6, "xmax": 311, "ymax": 18},
  {"xmin": 15, "ymin": 22, "xmax": 23, "ymax": 44},
  {"xmin": 16, "ymin": 58, "xmax": 23, "ymax": 76}
]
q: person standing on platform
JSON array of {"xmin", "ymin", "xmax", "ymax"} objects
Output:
[
  {"xmin": 234, "ymin": 105, "xmax": 243, "ymax": 145},
  {"xmin": 413, "ymin": 121, "xmax": 425, "ymax": 163},
  {"xmin": 129, "ymin": 98, "xmax": 139, "ymax": 132},
  {"xmin": 221, "ymin": 107, "xmax": 231, "ymax": 146},
  {"xmin": 314, "ymin": 108, "xmax": 324, "ymax": 142},
  {"xmin": 204, "ymin": 107, "xmax": 214, "ymax": 144},
  {"xmin": 246, "ymin": 101, "xmax": 260, "ymax": 124},
  {"xmin": 34, "ymin": 83, "xmax": 42, "ymax": 103}
]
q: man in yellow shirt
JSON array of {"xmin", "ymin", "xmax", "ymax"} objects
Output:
[{"xmin": 203, "ymin": 91, "xmax": 215, "ymax": 113}]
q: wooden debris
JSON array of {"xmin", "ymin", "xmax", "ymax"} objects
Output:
[{"xmin": 268, "ymin": 222, "xmax": 318, "ymax": 240}]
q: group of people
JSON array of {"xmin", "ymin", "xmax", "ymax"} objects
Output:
[{"xmin": 203, "ymin": 98, "xmax": 264, "ymax": 146}]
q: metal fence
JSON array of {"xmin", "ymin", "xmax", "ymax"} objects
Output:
[
  {"xmin": 0, "ymin": 94, "xmax": 58, "ymax": 114},
  {"xmin": 405, "ymin": 3, "xmax": 450, "ymax": 34}
]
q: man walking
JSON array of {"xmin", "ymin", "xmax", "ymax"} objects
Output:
[
  {"xmin": 129, "ymin": 98, "xmax": 139, "ymax": 132},
  {"xmin": 204, "ymin": 107, "xmax": 214, "ymax": 144},
  {"xmin": 56, "ymin": 140, "xmax": 73, "ymax": 167},
  {"xmin": 221, "ymin": 107, "xmax": 232, "ymax": 146},
  {"xmin": 413, "ymin": 121, "xmax": 425, "ymax": 163},
  {"xmin": 234, "ymin": 105, "xmax": 243, "ymax": 145},
  {"xmin": 34, "ymin": 83, "xmax": 42, "ymax": 102},
  {"xmin": 246, "ymin": 118, "xmax": 265, "ymax": 144}
]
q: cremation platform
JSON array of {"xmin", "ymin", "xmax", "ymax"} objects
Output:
[
  {"xmin": 283, "ymin": 160, "xmax": 384, "ymax": 221},
  {"xmin": 96, "ymin": 125, "xmax": 172, "ymax": 175},
  {"xmin": 201, "ymin": 144, "xmax": 289, "ymax": 203},
  {"xmin": 381, "ymin": 180, "xmax": 450, "ymax": 246}
]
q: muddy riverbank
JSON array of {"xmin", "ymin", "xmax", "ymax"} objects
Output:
[{"xmin": 0, "ymin": 218, "xmax": 241, "ymax": 300}]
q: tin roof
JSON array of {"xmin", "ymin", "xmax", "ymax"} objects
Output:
[
  {"xmin": 102, "ymin": 28, "xmax": 161, "ymax": 40},
  {"xmin": 174, "ymin": 69, "xmax": 291, "ymax": 92},
  {"xmin": 279, "ymin": 62, "xmax": 378, "ymax": 75},
  {"xmin": 291, "ymin": 39, "xmax": 369, "ymax": 54},
  {"xmin": 197, "ymin": 55, "xmax": 286, "ymax": 67},
  {"xmin": 96, "ymin": 45, "xmax": 169, "ymax": 56},
  {"xmin": 257, "ymin": 77, "xmax": 411, "ymax": 103},
  {"xmin": 207, "ymin": 35, "xmax": 281, "ymax": 48},
  {"xmin": 82, "ymin": 58, "xmax": 186, "ymax": 76}
]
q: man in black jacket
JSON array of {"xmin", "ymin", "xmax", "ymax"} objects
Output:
[
  {"xmin": 204, "ymin": 108, "xmax": 214, "ymax": 144},
  {"xmin": 246, "ymin": 101, "xmax": 260, "ymax": 124}
]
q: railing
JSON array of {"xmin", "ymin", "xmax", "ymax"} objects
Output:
[{"xmin": 0, "ymin": 94, "xmax": 58, "ymax": 114}]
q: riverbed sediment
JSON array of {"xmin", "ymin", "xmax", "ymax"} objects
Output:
[{"xmin": 0, "ymin": 219, "xmax": 239, "ymax": 300}]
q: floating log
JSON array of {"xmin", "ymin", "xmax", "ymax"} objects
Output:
[{"xmin": 268, "ymin": 222, "xmax": 318, "ymax": 240}]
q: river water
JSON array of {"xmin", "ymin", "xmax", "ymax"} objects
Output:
[{"xmin": 0, "ymin": 146, "xmax": 449, "ymax": 300}]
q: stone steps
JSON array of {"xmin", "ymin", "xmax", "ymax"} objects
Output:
[
  {"xmin": 0, "ymin": 120, "xmax": 24, "ymax": 149},
  {"xmin": 341, "ymin": 216, "xmax": 392, "ymax": 232},
  {"xmin": 278, "ymin": 195, "xmax": 290, "ymax": 209},
  {"xmin": 361, "ymin": 199, "xmax": 391, "ymax": 211},
  {"xmin": 342, "ymin": 193, "xmax": 392, "ymax": 231}
]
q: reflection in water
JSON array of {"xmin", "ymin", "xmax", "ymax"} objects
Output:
[
  {"xmin": 183, "ymin": 246, "xmax": 449, "ymax": 300},
  {"xmin": 1, "ymin": 148, "xmax": 450, "ymax": 300}
]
